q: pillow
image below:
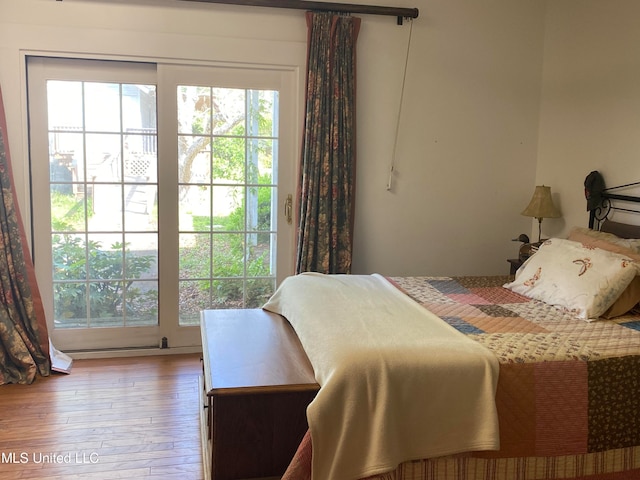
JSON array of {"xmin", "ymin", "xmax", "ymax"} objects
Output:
[
  {"xmin": 504, "ymin": 238, "xmax": 640, "ymax": 320},
  {"xmin": 568, "ymin": 226, "xmax": 640, "ymax": 254},
  {"xmin": 602, "ymin": 276, "xmax": 640, "ymax": 318},
  {"xmin": 568, "ymin": 227, "xmax": 640, "ymax": 317}
]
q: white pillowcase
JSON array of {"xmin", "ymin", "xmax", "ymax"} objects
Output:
[{"xmin": 504, "ymin": 238, "xmax": 640, "ymax": 320}]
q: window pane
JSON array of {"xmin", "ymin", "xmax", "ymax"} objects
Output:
[
  {"xmin": 179, "ymin": 136, "xmax": 211, "ymax": 184},
  {"xmin": 179, "ymin": 233, "xmax": 211, "ymax": 279},
  {"xmin": 179, "ymin": 279, "xmax": 211, "ymax": 325},
  {"xmin": 124, "ymin": 234, "xmax": 158, "ymax": 279},
  {"xmin": 85, "ymin": 82, "xmax": 121, "ymax": 132},
  {"xmin": 211, "ymin": 88, "xmax": 245, "ymax": 134},
  {"xmin": 179, "ymin": 186, "xmax": 211, "ymax": 232},
  {"xmin": 247, "ymin": 232, "xmax": 275, "ymax": 277},
  {"xmin": 247, "ymin": 186, "xmax": 274, "ymax": 232},
  {"xmin": 90, "ymin": 184, "xmax": 123, "ymax": 232},
  {"xmin": 88, "ymin": 280, "xmax": 124, "ymax": 326},
  {"xmin": 52, "ymin": 234, "xmax": 87, "ymax": 281},
  {"xmin": 85, "ymin": 133, "xmax": 122, "ymax": 182},
  {"xmin": 212, "ymin": 186, "xmax": 244, "ymax": 232},
  {"xmin": 122, "ymin": 84, "xmax": 156, "ymax": 133},
  {"xmin": 254, "ymin": 138, "xmax": 276, "ymax": 184},
  {"xmin": 49, "ymin": 132, "xmax": 84, "ymax": 183},
  {"xmin": 246, "ymin": 89, "xmax": 278, "ymax": 136},
  {"xmin": 124, "ymin": 280, "xmax": 158, "ymax": 326},
  {"xmin": 54, "ymin": 283, "xmax": 88, "ymax": 328},
  {"xmin": 212, "ymin": 278, "xmax": 244, "ymax": 308},
  {"xmin": 47, "ymin": 81, "xmax": 83, "ymax": 130},
  {"xmin": 213, "ymin": 233, "xmax": 244, "ymax": 277},
  {"xmin": 50, "ymin": 190, "xmax": 87, "ymax": 233},
  {"xmin": 211, "ymin": 136, "xmax": 245, "ymax": 184},
  {"xmin": 178, "ymin": 86, "xmax": 211, "ymax": 135},
  {"xmin": 124, "ymin": 183, "xmax": 157, "ymax": 221},
  {"xmin": 87, "ymin": 234, "xmax": 123, "ymax": 280}
]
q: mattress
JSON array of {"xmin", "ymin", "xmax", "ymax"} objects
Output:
[{"xmin": 282, "ymin": 275, "xmax": 640, "ymax": 480}]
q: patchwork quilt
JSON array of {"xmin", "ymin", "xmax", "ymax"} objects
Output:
[{"xmin": 388, "ymin": 276, "xmax": 640, "ymax": 457}]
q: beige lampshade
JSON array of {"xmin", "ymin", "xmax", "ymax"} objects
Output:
[{"xmin": 521, "ymin": 185, "xmax": 561, "ymax": 219}]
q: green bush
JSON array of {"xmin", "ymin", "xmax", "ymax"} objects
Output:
[{"xmin": 53, "ymin": 234, "xmax": 157, "ymax": 322}]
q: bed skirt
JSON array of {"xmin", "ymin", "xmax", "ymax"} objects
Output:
[
  {"xmin": 284, "ymin": 431, "xmax": 640, "ymax": 480},
  {"xmin": 377, "ymin": 447, "xmax": 640, "ymax": 480}
]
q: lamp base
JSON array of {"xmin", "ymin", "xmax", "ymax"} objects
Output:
[{"xmin": 536, "ymin": 217, "xmax": 543, "ymax": 243}]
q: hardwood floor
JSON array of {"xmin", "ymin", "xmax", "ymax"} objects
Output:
[{"xmin": 0, "ymin": 354, "xmax": 204, "ymax": 480}]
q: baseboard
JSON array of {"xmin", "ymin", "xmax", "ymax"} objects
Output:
[{"xmin": 65, "ymin": 345, "xmax": 202, "ymax": 360}]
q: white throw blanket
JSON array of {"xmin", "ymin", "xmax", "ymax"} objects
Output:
[{"xmin": 263, "ymin": 273, "xmax": 500, "ymax": 480}]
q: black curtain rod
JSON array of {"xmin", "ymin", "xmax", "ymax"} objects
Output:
[
  {"xmin": 177, "ymin": 0, "xmax": 419, "ymax": 24},
  {"xmin": 55, "ymin": 0, "xmax": 418, "ymax": 24}
]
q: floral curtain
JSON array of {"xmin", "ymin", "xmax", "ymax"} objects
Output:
[
  {"xmin": 0, "ymin": 86, "xmax": 51, "ymax": 385},
  {"xmin": 296, "ymin": 11, "xmax": 361, "ymax": 274}
]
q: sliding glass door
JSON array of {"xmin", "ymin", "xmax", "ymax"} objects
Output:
[{"xmin": 28, "ymin": 58, "xmax": 296, "ymax": 351}]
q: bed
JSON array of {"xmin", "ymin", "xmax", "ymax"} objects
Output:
[{"xmin": 260, "ymin": 173, "xmax": 640, "ymax": 480}]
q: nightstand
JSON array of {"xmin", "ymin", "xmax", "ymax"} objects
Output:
[{"xmin": 507, "ymin": 258, "xmax": 524, "ymax": 275}]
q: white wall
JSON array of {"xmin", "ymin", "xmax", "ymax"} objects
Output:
[
  {"xmin": 0, "ymin": 0, "xmax": 547, "ymax": 277},
  {"xmin": 537, "ymin": 1, "xmax": 640, "ymax": 235},
  {"xmin": 354, "ymin": 0, "xmax": 547, "ymax": 275}
]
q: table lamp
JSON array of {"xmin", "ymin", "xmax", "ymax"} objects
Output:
[{"xmin": 521, "ymin": 185, "xmax": 561, "ymax": 243}]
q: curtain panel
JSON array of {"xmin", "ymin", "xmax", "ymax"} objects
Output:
[
  {"xmin": 296, "ymin": 11, "xmax": 361, "ymax": 274},
  {"xmin": 0, "ymin": 87, "xmax": 51, "ymax": 385}
]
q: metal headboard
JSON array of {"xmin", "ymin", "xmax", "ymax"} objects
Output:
[{"xmin": 586, "ymin": 171, "xmax": 640, "ymax": 229}]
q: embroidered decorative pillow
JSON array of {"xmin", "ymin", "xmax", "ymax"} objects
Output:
[
  {"xmin": 567, "ymin": 227, "xmax": 640, "ymax": 317},
  {"xmin": 504, "ymin": 238, "xmax": 640, "ymax": 320}
]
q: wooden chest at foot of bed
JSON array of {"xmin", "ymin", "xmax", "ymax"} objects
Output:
[{"xmin": 200, "ymin": 308, "xmax": 319, "ymax": 480}]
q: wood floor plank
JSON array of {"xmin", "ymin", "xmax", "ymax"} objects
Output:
[{"xmin": 0, "ymin": 354, "xmax": 204, "ymax": 480}]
